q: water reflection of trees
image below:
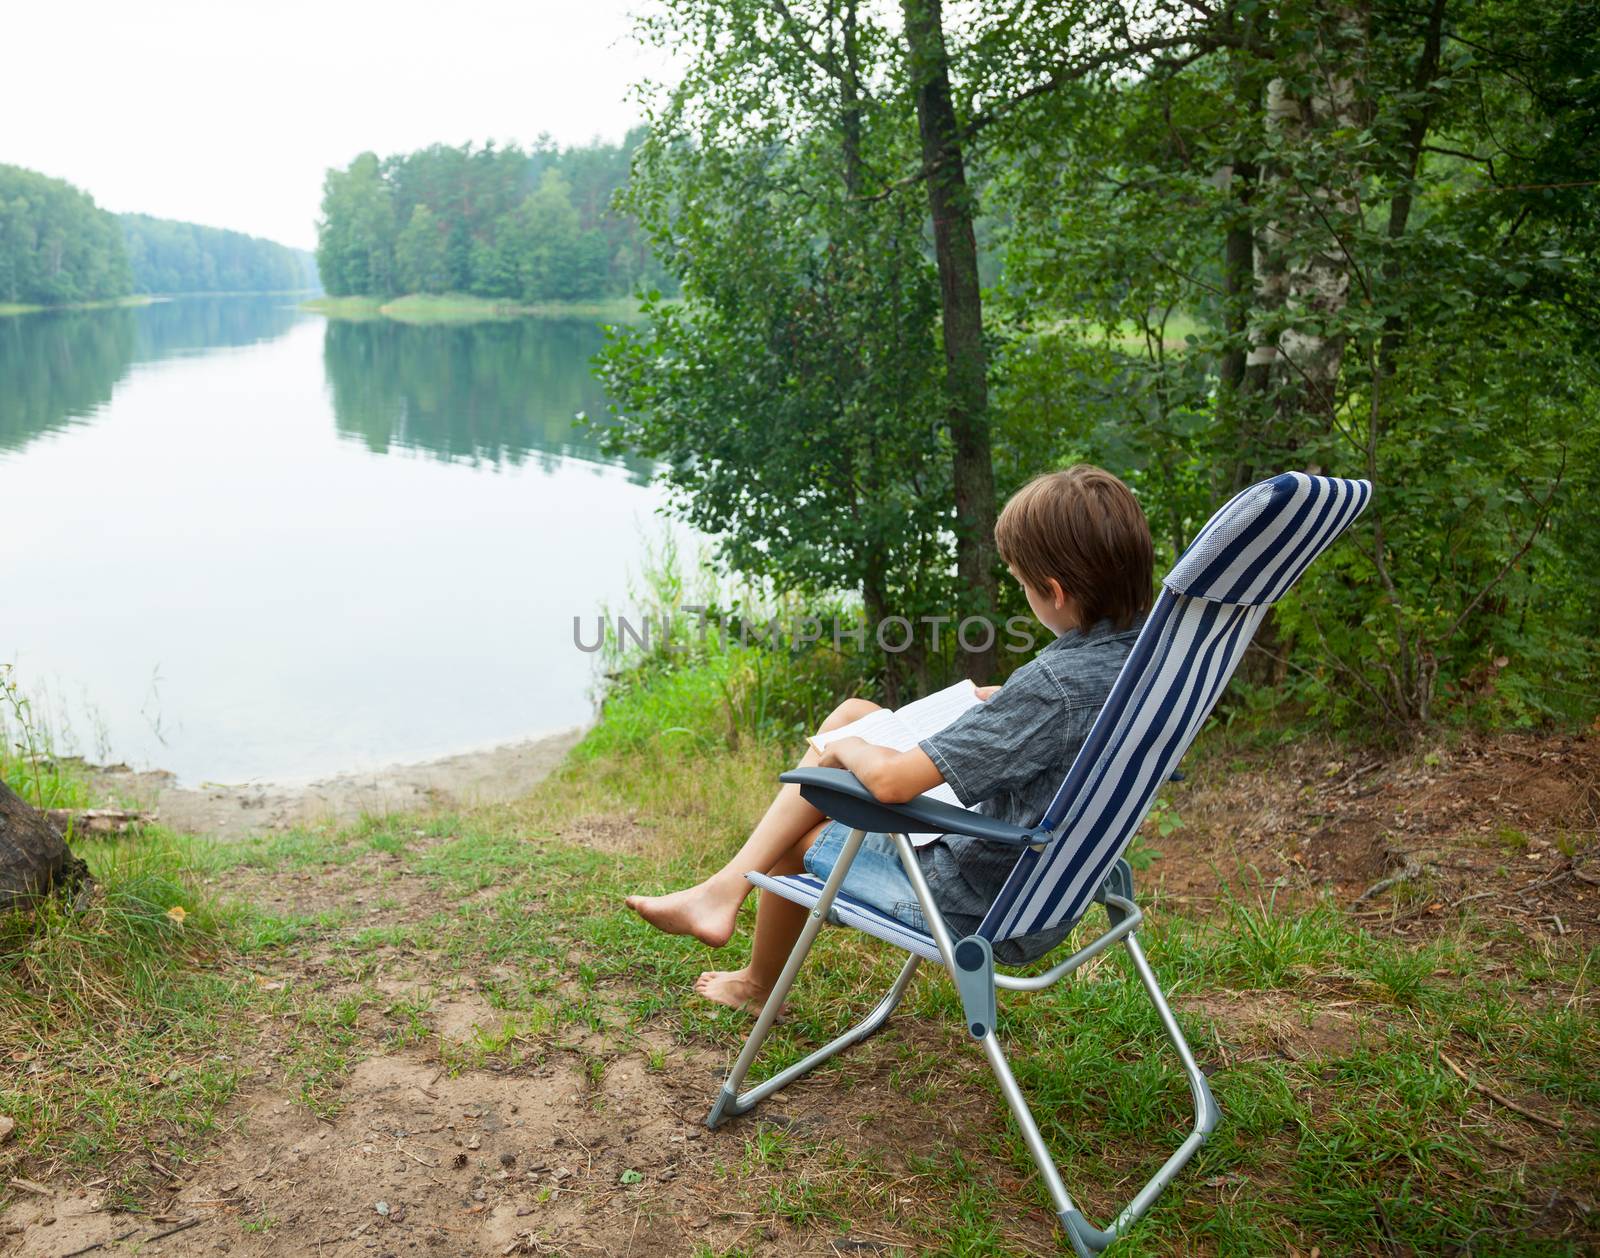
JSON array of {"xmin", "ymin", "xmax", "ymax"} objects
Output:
[
  {"xmin": 0, "ymin": 297, "xmax": 303, "ymax": 452},
  {"xmin": 321, "ymin": 318, "xmax": 649, "ymax": 481},
  {"xmin": 0, "ymin": 309, "xmax": 137, "ymax": 451},
  {"xmin": 134, "ymin": 295, "xmax": 302, "ymax": 360}
]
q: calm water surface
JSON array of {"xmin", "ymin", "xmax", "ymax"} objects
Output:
[{"xmin": 0, "ymin": 296, "xmax": 667, "ymax": 784}]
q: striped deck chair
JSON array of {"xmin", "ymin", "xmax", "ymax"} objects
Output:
[{"xmin": 704, "ymin": 472, "xmax": 1372, "ymax": 1255}]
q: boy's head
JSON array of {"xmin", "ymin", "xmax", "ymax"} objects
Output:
[{"xmin": 994, "ymin": 465, "xmax": 1154, "ymax": 633}]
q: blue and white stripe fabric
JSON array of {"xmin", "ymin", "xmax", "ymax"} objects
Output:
[
  {"xmin": 748, "ymin": 871, "xmax": 945, "ymax": 962},
  {"xmin": 1165, "ymin": 473, "xmax": 1372, "ymax": 605},
  {"xmin": 979, "ymin": 472, "xmax": 1370, "ymax": 942}
]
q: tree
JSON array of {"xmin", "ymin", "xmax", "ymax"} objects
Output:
[
  {"xmin": 316, "ymin": 153, "xmax": 395, "ymax": 296},
  {"xmin": 0, "ymin": 164, "xmax": 132, "ymax": 305},
  {"xmin": 119, "ymin": 213, "xmax": 305, "ymax": 294},
  {"xmin": 986, "ymin": 0, "xmax": 1599, "ymax": 722},
  {"xmin": 901, "ymin": 0, "xmax": 1000, "ymax": 681},
  {"xmin": 596, "ymin": 0, "xmax": 1599, "ymax": 718},
  {"xmin": 602, "ymin": 0, "xmax": 960, "ymax": 699},
  {"xmin": 395, "ymin": 205, "xmax": 450, "ymax": 294},
  {"xmin": 314, "ymin": 139, "xmax": 671, "ymax": 302},
  {"xmin": 514, "ymin": 169, "xmax": 583, "ymax": 301}
]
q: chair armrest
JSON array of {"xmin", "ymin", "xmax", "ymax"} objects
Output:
[{"xmin": 779, "ymin": 767, "xmax": 1047, "ymax": 846}]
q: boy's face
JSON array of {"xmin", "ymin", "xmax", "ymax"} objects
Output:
[{"xmin": 1010, "ymin": 567, "xmax": 1079, "ymax": 636}]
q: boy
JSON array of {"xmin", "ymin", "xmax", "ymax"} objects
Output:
[{"xmin": 626, "ymin": 465, "xmax": 1155, "ymax": 1013}]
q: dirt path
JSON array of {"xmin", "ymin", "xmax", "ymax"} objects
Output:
[
  {"xmin": 77, "ymin": 729, "xmax": 585, "ymax": 840},
  {"xmin": 2, "ymin": 824, "xmax": 1017, "ymax": 1258},
  {"xmin": 3, "ymin": 729, "xmax": 1595, "ymax": 1256}
]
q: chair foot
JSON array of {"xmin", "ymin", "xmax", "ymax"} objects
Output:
[
  {"xmin": 976, "ymin": 923, "xmax": 1219, "ymax": 1253},
  {"xmin": 710, "ymin": 952, "xmax": 921, "ymax": 1124},
  {"xmin": 708, "ymin": 831, "xmax": 924, "ymax": 1127},
  {"xmin": 1060, "ymin": 1208, "xmax": 1115, "ymax": 1256},
  {"xmin": 705, "ymin": 1083, "xmax": 742, "ymax": 1130}
]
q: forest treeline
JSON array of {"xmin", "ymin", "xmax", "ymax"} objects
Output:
[
  {"xmin": 0, "ymin": 163, "xmax": 312, "ymax": 306},
  {"xmin": 120, "ymin": 214, "xmax": 314, "ymax": 295},
  {"xmin": 314, "ymin": 134, "xmax": 671, "ymax": 303},
  {"xmin": 600, "ymin": 0, "xmax": 1600, "ymax": 727},
  {"xmin": 0, "ymin": 164, "xmax": 129, "ymax": 305}
]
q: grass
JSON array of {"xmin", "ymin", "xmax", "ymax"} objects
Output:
[
  {"xmin": 303, "ymin": 292, "xmax": 651, "ymax": 323},
  {"xmin": 1031, "ymin": 310, "xmax": 1209, "ymax": 353},
  {"xmin": 423, "ymin": 737, "xmax": 1600, "ymax": 1251},
  {"xmin": 0, "ymin": 753, "xmax": 92, "ymax": 813},
  {"xmin": 1, "ymin": 664, "xmax": 94, "ymax": 810},
  {"xmin": 1, "ymin": 726, "xmax": 1595, "ymax": 1251},
  {"xmin": 0, "ymin": 830, "xmax": 260, "ymax": 1205}
]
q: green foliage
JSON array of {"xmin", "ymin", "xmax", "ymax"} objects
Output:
[
  {"xmin": 0, "ymin": 664, "xmax": 92, "ymax": 811},
  {"xmin": 578, "ymin": 539, "xmax": 873, "ymax": 758},
  {"xmin": 984, "ymin": 0, "xmax": 1600, "ymax": 725},
  {"xmin": 611, "ymin": 0, "xmax": 1597, "ymax": 728},
  {"xmin": 393, "ymin": 204, "xmax": 447, "ymax": 295},
  {"xmin": 118, "ymin": 213, "xmax": 310, "ymax": 295},
  {"xmin": 315, "ymin": 136, "xmax": 669, "ymax": 303},
  {"xmin": 0, "ymin": 163, "xmax": 131, "ymax": 306},
  {"xmin": 316, "ymin": 152, "xmax": 395, "ymax": 298},
  {"xmin": 599, "ymin": 0, "xmax": 972, "ymax": 701}
]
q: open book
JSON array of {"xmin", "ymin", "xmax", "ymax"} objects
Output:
[{"xmin": 808, "ymin": 680, "xmax": 984, "ymax": 845}]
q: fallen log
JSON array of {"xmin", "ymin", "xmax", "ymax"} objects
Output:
[
  {"xmin": 0, "ymin": 780, "xmax": 93, "ymax": 911},
  {"xmin": 43, "ymin": 807, "xmax": 150, "ymax": 837}
]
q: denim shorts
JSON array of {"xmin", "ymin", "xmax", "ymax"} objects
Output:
[
  {"xmin": 800, "ymin": 820, "xmax": 1073, "ymax": 965},
  {"xmin": 802, "ymin": 821, "xmax": 931, "ymax": 933}
]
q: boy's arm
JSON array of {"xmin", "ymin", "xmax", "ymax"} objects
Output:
[
  {"xmin": 817, "ymin": 738, "xmax": 944, "ymax": 805},
  {"xmin": 817, "ymin": 685, "xmax": 1000, "ymax": 804}
]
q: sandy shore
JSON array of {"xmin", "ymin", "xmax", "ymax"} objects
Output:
[{"xmin": 76, "ymin": 727, "xmax": 585, "ymax": 839}]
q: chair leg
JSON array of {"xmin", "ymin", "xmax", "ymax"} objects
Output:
[
  {"xmin": 974, "ymin": 929, "xmax": 1220, "ymax": 1256},
  {"xmin": 706, "ymin": 826, "xmax": 921, "ymax": 1128},
  {"xmin": 707, "ymin": 952, "xmax": 920, "ymax": 1127}
]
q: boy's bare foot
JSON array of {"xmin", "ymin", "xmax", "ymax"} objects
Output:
[
  {"xmin": 624, "ymin": 882, "xmax": 741, "ymax": 949},
  {"xmin": 693, "ymin": 968, "xmax": 780, "ymax": 1017}
]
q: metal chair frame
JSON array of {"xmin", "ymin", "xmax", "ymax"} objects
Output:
[{"xmin": 706, "ymin": 825, "xmax": 1218, "ymax": 1257}]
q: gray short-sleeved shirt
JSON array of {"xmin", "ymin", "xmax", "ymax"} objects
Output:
[{"xmin": 914, "ymin": 616, "xmax": 1143, "ymax": 961}]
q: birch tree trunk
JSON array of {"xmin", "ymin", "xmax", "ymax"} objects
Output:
[
  {"xmin": 1236, "ymin": 15, "xmax": 1361, "ymax": 682},
  {"xmin": 1257, "ymin": 46, "xmax": 1361, "ymax": 466}
]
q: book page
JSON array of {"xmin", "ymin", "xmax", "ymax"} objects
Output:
[
  {"xmin": 809, "ymin": 708, "xmax": 918, "ymax": 755},
  {"xmin": 806, "ymin": 682, "xmax": 983, "ymax": 846},
  {"xmin": 890, "ymin": 680, "xmax": 982, "ymax": 741}
]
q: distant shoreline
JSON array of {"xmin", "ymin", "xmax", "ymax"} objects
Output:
[
  {"xmin": 0, "ymin": 291, "xmax": 325, "ymax": 317},
  {"xmin": 73, "ymin": 725, "xmax": 587, "ymax": 840},
  {"xmin": 302, "ymin": 292, "xmax": 650, "ymax": 323},
  {"xmin": 0, "ymin": 295, "xmax": 153, "ymax": 317}
]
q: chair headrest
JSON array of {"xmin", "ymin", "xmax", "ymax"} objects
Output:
[{"xmin": 1163, "ymin": 472, "xmax": 1371, "ymax": 606}]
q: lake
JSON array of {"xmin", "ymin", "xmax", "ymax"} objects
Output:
[{"xmin": 0, "ymin": 296, "xmax": 667, "ymax": 785}]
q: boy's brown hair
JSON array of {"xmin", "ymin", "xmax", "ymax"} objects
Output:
[{"xmin": 994, "ymin": 465, "xmax": 1154, "ymax": 630}]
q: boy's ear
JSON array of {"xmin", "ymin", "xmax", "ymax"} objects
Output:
[{"xmin": 1046, "ymin": 577, "xmax": 1067, "ymax": 610}]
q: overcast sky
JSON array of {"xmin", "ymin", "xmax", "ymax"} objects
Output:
[{"xmin": 3, "ymin": 0, "xmax": 674, "ymax": 250}]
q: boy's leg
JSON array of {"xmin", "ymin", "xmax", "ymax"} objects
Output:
[
  {"xmin": 625, "ymin": 697, "xmax": 880, "ymax": 948},
  {"xmin": 692, "ymin": 819, "xmax": 825, "ymax": 1013},
  {"xmin": 695, "ymin": 824, "xmax": 931, "ymax": 1014}
]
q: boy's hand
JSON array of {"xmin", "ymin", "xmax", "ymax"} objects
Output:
[
  {"xmin": 975, "ymin": 685, "xmax": 1002, "ymax": 700},
  {"xmin": 815, "ymin": 736, "xmax": 944, "ymax": 804},
  {"xmin": 816, "ymin": 739, "xmax": 856, "ymax": 770}
]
